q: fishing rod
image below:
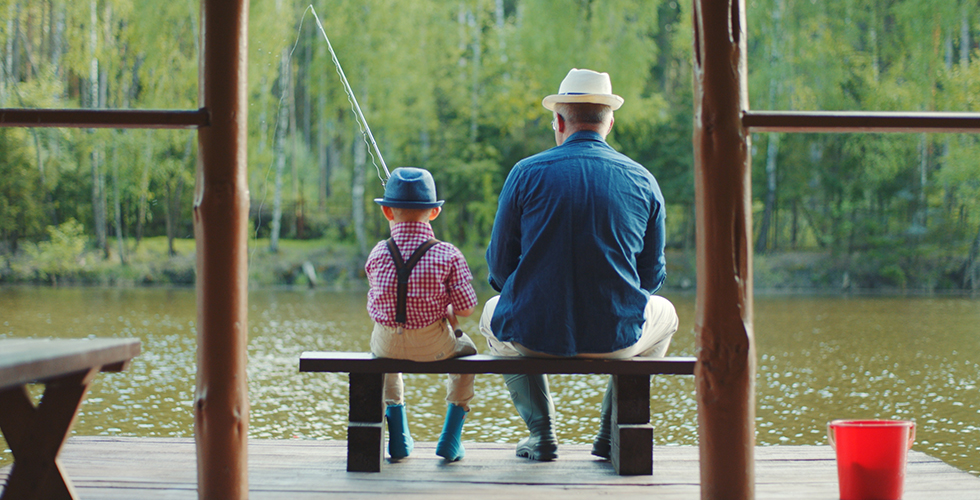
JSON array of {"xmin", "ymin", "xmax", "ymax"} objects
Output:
[{"xmin": 309, "ymin": 6, "xmax": 390, "ymax": 183}]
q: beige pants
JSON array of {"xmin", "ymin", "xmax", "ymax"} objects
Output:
[
  {"xmin": 479, "ymin": 294, "xmax": 678, "ymax": 359},
  {"xmin": 370, "ymin": 319, "xmax": 478, "ymax": 410}
]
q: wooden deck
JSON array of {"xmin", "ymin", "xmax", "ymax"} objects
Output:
[{"xmin": 2, "ymin": 437, "xmax": 978, "ymax": 499}]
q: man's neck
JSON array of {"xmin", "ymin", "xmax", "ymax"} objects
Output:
[{"xmin": 559, "ymin": 126, "xmax": 607, "ymax": 145}]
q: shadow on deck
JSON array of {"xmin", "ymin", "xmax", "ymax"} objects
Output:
[{"xmin": 2, "ymin": 437, "xmax": 978, "ymax": 499}]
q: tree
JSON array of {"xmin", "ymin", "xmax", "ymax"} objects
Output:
[
  {"xmin": 0, "ymin": 128, "xmax": 45, "ymax": 252},
  {"xmin": 2, "ymin": 0, "xmax": 980, "ymax": 292},
  {"xmin": 269, "ymin": 47, "xmax": 290, "ymax": 254}
]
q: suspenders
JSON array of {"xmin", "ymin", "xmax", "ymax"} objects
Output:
[{"xmin": 385, "ymin": 237, "xmax": 440, "ymax": 325}]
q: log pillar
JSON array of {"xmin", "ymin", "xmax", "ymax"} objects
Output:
[
  {"xmin": 692, "ymin": 0, "xmax": 756, "ymax": 499},
  {"xmin": 347, "ymin": 373, "xmax": 386, "ymax": 472},
  {"xmin": 194, "ymin": 0, "xmax": 250, "ymax": 498}
]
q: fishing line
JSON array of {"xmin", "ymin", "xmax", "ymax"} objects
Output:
[
  {"xmin": 252, "ymin": 4, "xmax": 389, "ymax": 257},
  {"xmin": 251, "ymin": 8, "xmax": 307, "ymax": 250},
  {"xmin": 309, "ymin": 4, "xmax": 390, "ymax": 185}
]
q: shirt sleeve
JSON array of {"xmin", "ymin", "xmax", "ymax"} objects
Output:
[
  {"xmin": 364, "ymin": 240, "xmax": 387, "ymax": 285},
  {"xmin": 637, "ymin": 193, "xmax": 666, "ymax": 294},
  {"xmin": 486, "ymin": 164, "xmax": 524, "ymax": 292},
  {"xmin": 445, "ymin": 247, "xmax": 478, "ymax": 311}
]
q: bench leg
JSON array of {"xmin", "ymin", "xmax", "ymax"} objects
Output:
[
  {"xmin": 0, "ymin": 368, "xmax": 98, "ymax": 500},
  {"xmin": 347, "ymin": 373, "xmax": 384, "ymax": 472},
  {"xmin": 611, "ymin": 374, "xmax": 653, "ymax": 476}
]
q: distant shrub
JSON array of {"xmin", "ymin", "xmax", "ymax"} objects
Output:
[
  {"xmin": 24, "ymin": 219, "xmax": 88, "ymax": 284},
  {"xmin": 879, "ymin": 264, "xmax": 907, "ymax": 289}
]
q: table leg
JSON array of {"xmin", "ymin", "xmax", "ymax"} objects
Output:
[
  {"xmin": 0, "ymin": 368, "xmax": 98, "ymax": 500},
  {"xmin": 346, "ymin": 372, "xmax": 384, "ymax": 472},
  {"xmin": 611, "ymin": 374, "xmax": 653, "ymax": 476}
]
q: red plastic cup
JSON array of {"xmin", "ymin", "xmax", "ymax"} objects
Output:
[{"xmin": 828, "ymin": 420, "xmax": 915, "ymax": 500}]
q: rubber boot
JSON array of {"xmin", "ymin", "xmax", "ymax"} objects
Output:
[
  {"xmin": 591, "ymin": 376, "xmax": 613, "ymax": 459},
  {"xmin": 435, "ymin": 403, "xmax": 467, "ymax": 461},
  {"xmin": 385, "ymin": 404, "xmax": 414, "ymax": 459},
  {"xmin": 503, "ymin": 373, "xmax": 558, "ymax": 461}
]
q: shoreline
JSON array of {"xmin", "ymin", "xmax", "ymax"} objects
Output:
[
  {"xmin": 3, "ymin": 237, "xmax": 978, "ymax": 295},
  {"xmin": 1, "ymin": 281, "xmax": 978, "ymax": 298}
]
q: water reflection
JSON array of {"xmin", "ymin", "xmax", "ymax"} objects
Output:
[
  {"xmin": 754, "ymin": 296, "xmax": 980, "ymax": 474},
  {"xmin": 0, "ymin": 288, "xmax": 976, "ymax": 476}
]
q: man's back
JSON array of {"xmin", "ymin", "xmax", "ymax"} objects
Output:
[{"xmin": 486, "ymin": 130, "xmax": 666, "ymax": 356}]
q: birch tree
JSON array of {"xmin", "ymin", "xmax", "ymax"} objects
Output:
[
  {"xmin": 269, "ymin": 47, "xmax": 290, "ymax": 253},
  {"xmin": 89, "ymin": 0, "xmax": 108, "ymax": 258}
]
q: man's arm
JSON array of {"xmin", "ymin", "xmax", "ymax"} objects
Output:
[
  {"xmin": 486, "ymin": 165, "xmax": 523, "ymax": 292},
  {"xmin": 637, "ymin": 194, "xmax": 666, "ymax": 294}
]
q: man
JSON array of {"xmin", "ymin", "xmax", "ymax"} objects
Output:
[{"xmin": 480, "ymin": 68, "xmax": 679, "ymax": 462}]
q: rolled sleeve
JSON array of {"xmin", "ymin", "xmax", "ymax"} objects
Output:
[{"xmin": 637, "ymin": 194, "xmax": 666, "ymax": 294}]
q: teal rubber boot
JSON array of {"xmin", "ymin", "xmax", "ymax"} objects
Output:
[
  {"xmin": 385, "ymin": 404, "xmax": 414, "ymax": 459},
  {"xmin": 503, "ymin": 373, "xmax": 558, "ymax": 461},
  {"xmin": 435, "ymin": 403, "xmax": 467, "ymax": 461},
  {"xmin": 591, "ymin": 376, "xmax": 613, "ymax": 459}
]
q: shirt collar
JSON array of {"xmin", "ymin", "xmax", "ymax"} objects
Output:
[
  {"xmin": 390, "ymin": 221, "xmax": 435, "ymax": 239},
  {"xmin": 563, "ymin": 130, "xmax": 605, "ymax": 145}
]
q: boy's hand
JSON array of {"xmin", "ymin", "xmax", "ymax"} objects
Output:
[
  {"xmin": 446, "ymin": 304, "xmax": 458, "ymax": 328},
  {"xmin": 446, "ymin": 305, "xmax": 463, "ymax": 337}
]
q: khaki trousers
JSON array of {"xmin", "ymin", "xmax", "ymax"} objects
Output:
[
  {"xmin": 371, "ymin": 319, "xmax": 478, "ymax": 410},
  {"xmin": 478, "ymin": 294, "xmax": 678, "ymax": 359}
]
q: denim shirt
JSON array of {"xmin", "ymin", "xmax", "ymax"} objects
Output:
[{"xmin": 486, "ymin": 130, "xmax": 666, "ymax": 356}]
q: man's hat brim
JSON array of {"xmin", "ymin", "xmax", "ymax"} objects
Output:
[
  {"xmin": 374, "ymin": 198, "xmax": 444, "ymax": 209},
  {"xmin": 542, "ymin": 93, "xmax": 624, "ymax": 111}
]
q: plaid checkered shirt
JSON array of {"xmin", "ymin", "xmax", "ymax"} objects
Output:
[{"xmin": 366, "ymin": 221, "xmax": 478, "ymax": 329}]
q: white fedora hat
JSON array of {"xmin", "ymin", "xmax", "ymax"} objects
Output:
[{"xmin": 542, "ymin": 68, "xmax": 624, "ymax": 111}]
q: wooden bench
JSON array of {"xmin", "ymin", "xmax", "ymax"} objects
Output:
[
  {"xmin": 0, "ymin": 337, "xmax": 141, "ymax": 500},
  {"xmin": 299, "ymin": 352, "xmax": 696, "ymax": 475}
]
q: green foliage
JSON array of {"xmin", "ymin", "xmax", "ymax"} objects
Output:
[
  {"xmin": 879, "ymin": 264, "xmax": 908, "ymax": 289},
  {"xmin": 0, "ymin": 129, "xmax": 46, "ymax": 248},
  {"xmin": 1, "ymin": 0, "xmax": 980, "ymax": 290},
  {"xmin": 24, "ymin": 219, "xmax": 88, "ymax": 283},
  {"xmin": 744, "ymin": 0, "xmax": 980, "ymax": 289}
]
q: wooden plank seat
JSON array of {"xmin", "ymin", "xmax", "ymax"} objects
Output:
[{"xmin": 299, "ymin": 352, "xmax": 696, "ymax": 476}]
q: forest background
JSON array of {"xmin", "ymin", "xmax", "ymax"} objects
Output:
[{"xmin": 1, "ymin": 0, "xmax": 980, "ymax": 293}]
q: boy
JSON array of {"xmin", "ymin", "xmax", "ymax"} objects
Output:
[{"xmin": 365, "ymin": 167, "xmax": 479, "ymax": 462}]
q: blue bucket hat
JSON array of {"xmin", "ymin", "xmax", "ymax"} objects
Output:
[{"xmin": 374, "ymin": 167, "xmax": 445, "ymax": 209}]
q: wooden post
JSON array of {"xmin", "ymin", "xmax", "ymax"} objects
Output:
[
  {"xmin": 194, "ymin": 0, "xmax": 249, "ymax": 498},
  {"xmin": 692, "ymin": 0, "xmax": 756, "ymax": 499},
  {"xmin": 347, "ymin": 373, "xmax": 385, "ymax": 472},
  {"xmin": 610, "ymin": 375, "xmax": 653, "ymax": 476}
]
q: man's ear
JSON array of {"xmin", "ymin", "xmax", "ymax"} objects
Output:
[
  {"xmin": 429, "ymin": 207, "xmax": 442, "ymax": 221},
  {"xmin": 607, "ymin": 116, "xmax": 615, "ymax": 135},
  {"xmin": 382, "ymin": 206, "xmax": 395, "ymax": 221},
  {"xmin": 556, "ymin": 113, "xmax": 566, "ymax": 133}
]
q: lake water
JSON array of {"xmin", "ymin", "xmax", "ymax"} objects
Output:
[{"xmin": 0, "ymin": 287, "xmax": 977, "ymax": 475}]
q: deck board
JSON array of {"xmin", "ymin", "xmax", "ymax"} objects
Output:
[{"xmin": 2, "ymin": 437, "xmax": 977, "ymax": 499}]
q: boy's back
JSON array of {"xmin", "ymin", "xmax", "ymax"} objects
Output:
[
  {"xmin": 366, "ymin": 220, "xmax": 476, "ymax": 331},
  {"xmin": 364, "ymin": 167, "xmax": 478, "ymax": 463}
]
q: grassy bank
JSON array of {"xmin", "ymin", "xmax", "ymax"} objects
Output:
[
  {"xmin": 2, "ymin": 235, "xmax": 198, "ymax": 287},
  {"xmin": 1, "ymin": 231, "xmax": 974, "ymax": 294},
  {"xmin": 0, "ymin": 235, "xmax": 362, "ymax": 289}
]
